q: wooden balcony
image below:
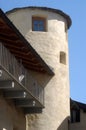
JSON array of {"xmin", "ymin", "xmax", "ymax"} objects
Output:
[
  {"xmin": 0, "ymin": 9, "xmax": 54, "ymax": 114},
  {"xmin": 0, "ymin": 43, "xmax": 44, "ymax": 114}
]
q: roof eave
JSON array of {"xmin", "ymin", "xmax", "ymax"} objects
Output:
[{"xmin": 0, "ymin": 8, "xmax": 54, "ymax": 75}]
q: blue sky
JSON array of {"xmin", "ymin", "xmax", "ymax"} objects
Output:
[{"xmin": 0, "ymin": 0, "xmax": 86, "ymax": 103}]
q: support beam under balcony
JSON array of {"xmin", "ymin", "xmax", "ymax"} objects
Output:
[
  {"xmin": 23, "ymin": 107, "xmax": 42, "ymax": 114},
  {"xmin": 15, "ymin": 99, "xmax": 37, "ymax": 107},
  {"xmin": 0, "ymin": 80, "xmax": 15, "ymax": 89},
  {"xmin": 4, "ymin": 90, "xmax": 27, "ymax": 99}
]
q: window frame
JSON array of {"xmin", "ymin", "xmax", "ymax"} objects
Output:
[{"xmin": 32, "ymin": 16, "xmax": 46, "ymax": 32}]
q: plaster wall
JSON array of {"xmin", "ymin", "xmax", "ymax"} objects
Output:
[
  {"xmin": 0, "ymin": 94, "xmax": 26, "ymax": 130},
  {"xmin": 7, "ymin": 8, "xmax": 70, "ymax": 130}
]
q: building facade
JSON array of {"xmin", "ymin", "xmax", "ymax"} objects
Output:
[
  {"xmin": 0, "ymin": 7, "xmax": 72, "ymax": 130},
  {"xmin": 69, "ymin": 99, "xmax": 86, "ymax": 130}
]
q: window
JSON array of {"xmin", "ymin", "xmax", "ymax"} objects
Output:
[
  {"xmin": 60, "ymin": 51, "xmax": 66, "ymax": 65},
  {"xmin": 71, "ymin": 109, "xmax": 80, "ymax": 123},
  {"xmin": 32, "ymin": 16, "xmax": 46, "ymax": 31}
]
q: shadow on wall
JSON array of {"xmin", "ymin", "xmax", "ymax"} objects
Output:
[
  {"xmin": 57, "ymin": 116, "xmax": 70, "ymax": 130},
  {"xmin": 29, "ymin": 70, "xmax": 53, "ymax": 88}
]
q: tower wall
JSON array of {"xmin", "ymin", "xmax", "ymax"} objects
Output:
[{"xmin": 7, "ymin": 8, "xmax": 70, "ymax": 130}]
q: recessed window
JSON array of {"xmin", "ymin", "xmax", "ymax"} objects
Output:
[
  {"xmin": 71, "ymin": 109, "xmax": 80, "ymax": 123},
  {"xmin": 32, "ymin": 16, "xmax": 46, "ymax": 31},
  {"xmin": 60, "ymin": 51, "xmax": 66, "ymax": 65}
]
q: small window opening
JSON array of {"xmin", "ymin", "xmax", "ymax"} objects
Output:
[
  {"xmin": 32, "ymin": 16, "xmax": 46, "ymax": 31},
  {"xmin": 71, "ymin": 109, "xmax": 80, "ymax": 123},
  {"xmin": 60, "ymin": 51, "xmax": 66, "ymax": 65}
]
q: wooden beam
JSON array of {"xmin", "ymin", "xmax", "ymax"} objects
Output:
[
  {"xmin": 0, "ymin": 22, "xmax": 12, "ymax": 31},
  {"xmin": 15, "ymin": 99, "xmax": 37, "ymax": 107},
  {"xmin": 9, "ymin": 48, "xmax": 30, "ymax": 56},
  {"xmin": 23, "ymin": 107, "xmax": 42, "ymax": 114},
  {"xmin": 14, "ymin": 53, "xmax": 36, "ymax": 62},
  {"xmin": 0, "ymin": 80, "xmax": 14, "ymax": 89},
  {"xmin": 0, "ymin": 18, "xmax": 5, "ymax": 24},
  {"xmin": 0, "ymin": 36, "xmax": 21, "ymax": 45},
  {"xmin": 0, "ymin": 31, "xmax": 17, "ymax": 38},
  {"xmin": 4, "ymin": 43, "xmax": 28, "ymax": 52},
  {"xmin": 22, "ymin": 59, "xmax": 40, "ymax": 66},
  {"xmin": 3, "ymin": 42, "xmax": 25, "ymax": 50},
  {"xmin": 4, "ymin": 90, "xmax": 27, "ymax": 99},
  {"xmin": 24, "ymin": 64, "xmax": 45, "ymax": 72}
]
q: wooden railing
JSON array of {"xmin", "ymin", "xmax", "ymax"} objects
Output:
[{"xmin": 0, "ymin": 42, "xmax": 44, "ymax": 105}]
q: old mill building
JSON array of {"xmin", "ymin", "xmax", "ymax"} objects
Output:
[{"xmin": 1, "ymin": 6, "xmax": 84, "ymax": 130}]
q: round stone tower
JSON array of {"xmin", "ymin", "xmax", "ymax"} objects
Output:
[{"xmin": 6, "ymin": 7, "xmax": 71, "ymax": 130}]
